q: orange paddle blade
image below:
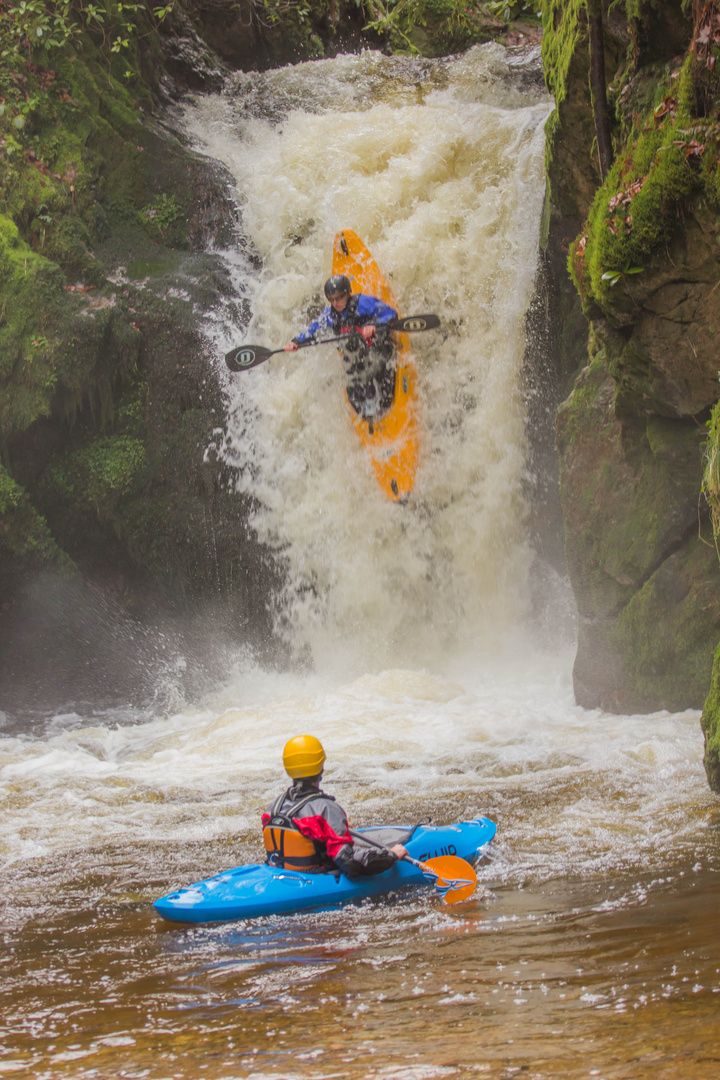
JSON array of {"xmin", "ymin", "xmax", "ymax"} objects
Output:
[{"xmin": 421, "ymin": 855, "xmax": 477, "ymax": 904}]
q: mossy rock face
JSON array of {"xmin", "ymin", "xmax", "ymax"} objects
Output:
[
  {"xmin": 541, "ymin": 0, "xmax": 600, "ymax": 224},
  {"xmin": 610, "ymin": 536, "xmax": 720, "ymax": 713},
  {"xmin": 544, "ymin": 2, "xmax": 720, "ymax": 727},
  {"xmin": 557, "ymin": 355, "xmax": 720, "ymax": 710},
  {"xmin": 586, "ymin": 199, "xmax": 720, "ymax": 420},
  {"xmin": 0, "ymin": 14, "xmax": 285, "ymax": 709},
  {"xmin": 701, "ymin": 643, "xmax": 720, "ymax": 791}
]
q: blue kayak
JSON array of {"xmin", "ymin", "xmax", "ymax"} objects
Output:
[{"xmin": 154, "ymin": 818, "xmax": 496, "ymax": 924}]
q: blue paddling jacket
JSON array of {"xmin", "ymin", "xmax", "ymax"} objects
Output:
[{"xmin": 293, "ymin": 293, "xmax": 397, "ymax": 344}]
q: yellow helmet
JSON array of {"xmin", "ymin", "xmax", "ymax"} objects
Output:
[{"xmin": 282, "ymin": 735, "xmax": 326, "ymax": 779}]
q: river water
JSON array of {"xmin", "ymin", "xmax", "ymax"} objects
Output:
[{"xmin": 2, "ymin": 44, "xmax": 720, "ymax": 1080}]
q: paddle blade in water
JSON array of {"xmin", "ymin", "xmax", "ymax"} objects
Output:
[{"xmin": 421, "ymin": 855, "xmax": 477, "ymax": 904}]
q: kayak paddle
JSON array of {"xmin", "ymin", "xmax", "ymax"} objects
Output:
[
  {"xmin": 350, "ymin": 829, "xmax": 477, "ymax": 906},
  {"xmin": 225, "ymin": 314, "xmax": 440, "ymax": 372}
]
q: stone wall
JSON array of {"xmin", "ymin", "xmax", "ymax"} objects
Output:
[{"xmin": 540, "ymin": 0, "xmax": 720, "ymax": 787}]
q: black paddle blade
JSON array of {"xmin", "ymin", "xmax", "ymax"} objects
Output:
[
  {"xmin": 389, "ymin": 313, "xmax": 440, "ymax": 333},
  {"xmin": 225, "ymin": 344, "xmax": 275, "ymax": 372}
]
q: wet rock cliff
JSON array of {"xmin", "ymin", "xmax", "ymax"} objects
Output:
[
  {"xmin": 540, "ymin": 0, "xmax": 720, "ymax": 789},
  {"xmin": 0, "ymin": 3, "xmax": 278, "ymax": 710}
]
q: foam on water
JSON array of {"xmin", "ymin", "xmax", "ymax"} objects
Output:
[{"xmin": 0, "ymin": 654, "xmax": 711, "ymax": 894}]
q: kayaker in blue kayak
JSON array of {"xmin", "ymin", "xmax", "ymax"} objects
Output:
[
  {"xmin": 283, "ymin": 275, "xmax": 398, "ymax": 418},
  {"xmin": 262, "ymin": 735, "xmax": 408, "ymax": 877}
]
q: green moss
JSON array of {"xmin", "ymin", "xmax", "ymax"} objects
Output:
[
  {"xmin": 569, "ymin": 43, "xmax": 720, "ymax": 318},
  {"xmin": 364, "ymin": 0, "xmax": 501, "ymax": 56},
  {"xmin": 612, "ymin": 534, "xmax": 720, "ymax": 712},
  {"xmin": 574, "ymin": 126, "xmax": 699, "ymax": 311},
  {"xmin": 0, "ymin": 462, "xmax": 72, "ymax": 571},
  {"xmin": 0, "ymin": 216, "xmax": 65, "ymax": 432},
  {"xmin": 702, "ymin": 398, "xmax": 720, "ymax": 540},
  {"xmin": 540, "ymin": 0, "xmax": 585, "ymax": 172},
  {"xmin": 676, "ymin": 49, "xmax": 696, "ymax": 116},
  {"xmin": 701, "ymin": 642, "xmax": 720, "ymax": 792},
  {"xmin": 49, "ymin": 435, "xmax": 146, "ymax": 519},
  {"xmin": 540, "ymin": 0, "xmax": 585, "ymax": 108}
]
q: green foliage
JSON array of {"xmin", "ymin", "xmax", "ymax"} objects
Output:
[
  {"xmin": 480, "ymin": 0, "xmax": 541, "ymax": 22},
  {"xmin": 49, "ymin": 433, "xmax": 145, "ymax": 516},
  {"xmin": 0, "ymin": 461, "xmax": 71, "ymax": 565},
  {"xmin": 0, "ymin": 2, "xmax": 173, "ymax": 126},
  {"xmin": 703, "ymin": 398, "xmax": 720, "ymax": 539},
  {"xmin": 365, "ymin": 0, "xmax": 504, "ymax": 54},
  {"xmin": 364, "ymin": 0, "xmax": 425, "ymax": 52},
  {"xmin": 701, "ymin": 641, "xmax": 720, "ymax": 792},
  {"xmin": 0, "ymin": 461, "xmax": 23, "ymax": 514},
  {"xmin": 600, "ymin": 262, "xmax": 644, "ymax": 285},
  {"xmin": 139, "ymin": 192, "xmax": 184, "ymax": 239},
  {"xmin": 0, "ymin": 215, "xmax": 63, "ymax": 429}
]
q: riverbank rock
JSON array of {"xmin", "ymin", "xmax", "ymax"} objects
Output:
[
  {"xmin": 541, "ymin": 1, "xmax": 720, "ymax": 779},
  {"xmin": 0, "ymin": 11, "xmax": 282, "ymax": 712}
]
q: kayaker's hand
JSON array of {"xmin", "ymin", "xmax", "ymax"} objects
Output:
[
  {"xmin": 389, "ymin": 844, "xmax": 408, "ymax": 860},
  {"xmin": 284, "ymin": 341, "xmax": 299, "ymax": 351},
  {"xmin": 360, "ymin": 325, "xmax": 376, "ymax": 344}
]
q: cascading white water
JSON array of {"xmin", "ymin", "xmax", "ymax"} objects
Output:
[{"xmin": 183, "ymin": 45, "xmax": 555, "ymax": 674}]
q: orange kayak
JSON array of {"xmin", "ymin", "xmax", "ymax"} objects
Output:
[{"xmin": 332, "ymin": 230, "xmax": 420, "ymax": 503}]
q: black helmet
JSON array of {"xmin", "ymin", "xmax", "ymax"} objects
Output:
[{"xmin": 324, "ymin": 274, "xmax": 351, "ymax": 299}]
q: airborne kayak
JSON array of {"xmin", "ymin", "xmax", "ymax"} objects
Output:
[
  {"xmin": 332, "ymin": 230, "xmax": 420, "ymax": 503},
  {"xmin": 154, "ymin": 818, "xmax": 496, "ymax": 924}
]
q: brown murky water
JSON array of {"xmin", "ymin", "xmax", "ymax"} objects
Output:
[{"xmin": 2, "ymin": 793, "xmax": 718, "ymax": 1080}]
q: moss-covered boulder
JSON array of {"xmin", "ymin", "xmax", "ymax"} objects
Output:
[
  {"xmin": 527, "ymin": 0, "xmax": 624, "ymax": 567},
  {"xmin": 541, "ymin": 1, "xmax": 720, "ymax": 726},
  {"xmin": 557, "ymin": 350, "xmax": 720, "ymax": 711},
  {"xmin": 701, "ymin": 644, "xmax": 720, "ymax": 789},
  {"xmin": 0, "ymin": 4, "xmax": 282, "ymax": 709}
]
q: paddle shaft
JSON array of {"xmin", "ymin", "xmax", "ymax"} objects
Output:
[
  {"xmin": 225, "ymin": 313, "xmax": 440, "ymax": 372},
  {"xmin": 349, "ymin": 828, "xmax": 430, "ymax": 875},
  {"xmin": 349, "ymin": 828, "xmax": 478, "ymax": 905}
]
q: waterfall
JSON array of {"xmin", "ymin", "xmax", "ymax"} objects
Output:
[{"xmin": 182, "ymin": 44, "xmax": 554, "ymax": 675}]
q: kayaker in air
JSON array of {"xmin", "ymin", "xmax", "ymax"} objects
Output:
[
  {"xmin": 263, "ymin": 735, "xmax": 408, "ymax": 877},
  {"xmin": 283, "ymin": 275, "xmax": 398, "ymax": 418}
]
